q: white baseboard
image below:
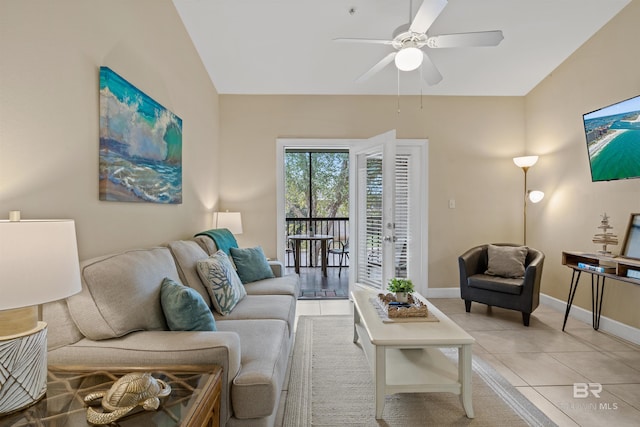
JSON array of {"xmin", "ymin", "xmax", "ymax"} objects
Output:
[
  {"xmin": 426, "ymin": 288, "xmax": 640, "ymax": 345},
  {"xmin": 425, "ymin": 287, "xmax": 460, "ymax": 298},
  {"xmin": 539, "ymin": 293, "xmax": 640, "ymax": 346}
]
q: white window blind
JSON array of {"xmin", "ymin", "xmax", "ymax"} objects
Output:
[{"xmin": 357, "ymin": 155, "xmax": 383, "ymax": 287}]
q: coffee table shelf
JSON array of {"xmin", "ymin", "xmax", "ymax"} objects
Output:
[
  {"xmin": 352, "ymin": 288, "xmax": 474, "ymax": 419},
  {"xmin": 0, "ymin": 365, "xmax": 222, "ymax": 427}
]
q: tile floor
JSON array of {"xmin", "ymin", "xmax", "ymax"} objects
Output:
[{"xmin": 276, "ymin": 297, "xmax": 640, "ymax": 427}]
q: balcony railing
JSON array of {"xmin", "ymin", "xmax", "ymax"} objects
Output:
[{"xmin": 285, "ymin": 217, "xmax": 349, "ymax": 268}]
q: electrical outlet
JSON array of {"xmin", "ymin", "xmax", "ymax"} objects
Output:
[{"xmin": 449, "ymin": 199, "xmax": 456, "ymax": 209}]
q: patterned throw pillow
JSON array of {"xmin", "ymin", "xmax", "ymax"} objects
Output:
[
  {"xmin": 196, "ymin": 250, "xmax": 247, "ymax": 315},
  {"xmin": 160, "ymin": 277, "xmax": 216, "ymax": 331}
]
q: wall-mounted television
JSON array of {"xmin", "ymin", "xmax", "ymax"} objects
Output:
[{"xmin": 583, "ymin": 94, "xmax": 640, "ymax": 182}]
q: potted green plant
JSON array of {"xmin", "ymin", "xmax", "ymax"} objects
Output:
[{"xmin": 387, "ymin": 278, "xmax": 414, "ymax": 303}]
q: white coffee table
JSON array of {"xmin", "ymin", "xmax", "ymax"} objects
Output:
[{"xmin": 351, "ymin": 288, "xmax": 475, "ymax": 419}]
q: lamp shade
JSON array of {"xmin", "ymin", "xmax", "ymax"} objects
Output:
[
  {"xmin": 213, "ymin": 212, "xmax": 243, "ymax": 234},
  {"xmin": 395, "ymin": 47, "xmax": 423, "ymax": 71},
  {"xmin": 513, "ymin": 155, "xmax": 539, "ymax": 168},
  {"xmin": 528, "ymin": 190, "xmax": 545, "ymax": 203},
  {"xmin": 0, "ymin": 219, "xmax": 82, "ymax": 311}
]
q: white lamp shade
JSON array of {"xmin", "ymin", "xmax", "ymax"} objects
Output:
[
  {"xmin": 528, "ymin": 190, "xmax": 545, "ymax": 203},
  {"xmin": 513, "ymin": 155, "xmax": 539, "ymax": 168},
  {"xmin": 213, "ymin": 212, "xmax": 243, "ymax": 234},
  {"xmin": 0, "ymin": 219, "xmax": 82, "ymax": 311},
  {"xmin": 395, "ymin": 47, "xmax": 423, "ymax": 71}
]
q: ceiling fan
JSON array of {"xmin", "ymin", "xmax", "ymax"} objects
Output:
[{"xmin": 334, "ymin": 0, "xmax": 504, "ymax": 86}]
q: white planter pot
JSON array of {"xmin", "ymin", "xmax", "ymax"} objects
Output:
[{"xmin": 395, "ymin": 292, "xmax": 409, "ymax": 303}]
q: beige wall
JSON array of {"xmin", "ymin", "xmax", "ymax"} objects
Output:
[
  {"xmin": 219, "ymin": 95, "xmax": 526, "ymax": 288},
  {"xmin": 0, "ymin": 0, "xmax": 220, "ymax": 259},
  {"xmin": 526, "ymin": 0, "xmax": 640, "ymax": 328}
]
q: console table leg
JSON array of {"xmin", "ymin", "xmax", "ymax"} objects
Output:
[
  {"xmin": 591, "ymin": 276, "xmax": 605, "ymax": 331},
  {"xmin": 562, "ymin": 270, "xmax": 581, "ymax": 331}
]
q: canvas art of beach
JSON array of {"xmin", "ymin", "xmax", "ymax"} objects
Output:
[
  {"xmin": 99, "ymin": 67, "xmax": 182, "ymax": 203},
  {"xmin": 584, "ymin": 95, "xmax": 640, "ymax": 182}
]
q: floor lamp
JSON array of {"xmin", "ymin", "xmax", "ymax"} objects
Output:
[
  {"xmin": 513, "ymin": 156, "xmax": 544, "ymax": 245},
  {"xmin": 0, "ymin": 212, "xmax": 82, "ymax": 415}
]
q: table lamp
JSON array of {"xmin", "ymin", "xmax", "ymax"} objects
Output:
[
  {"xmin": 213, "ymin": 211, "xmax": 243, "ymax": 235},
  {"xmin": 0, "ymin": 211, "xmax": 82, "ymax": 415}
]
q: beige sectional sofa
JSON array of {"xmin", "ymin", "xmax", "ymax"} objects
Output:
[{"xmin": 43, "ymin": 236, "xmax": 299, "ymax": 427}]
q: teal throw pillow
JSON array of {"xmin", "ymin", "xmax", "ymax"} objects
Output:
[
  {"xmin": 196, "ymin": 250, "xmax": 246, "ymax": 315},
  {"xmin": 160, "ymin": 278, "xmax": 216, "ymax": 331},
  {"xmin": 230, "ymin": 246, "xmax": 275, "ymax": 283}
]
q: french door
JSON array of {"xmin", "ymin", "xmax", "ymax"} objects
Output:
[{"xmin": 350, "ymin": 130, "xmax": 427, "ymax": 294}]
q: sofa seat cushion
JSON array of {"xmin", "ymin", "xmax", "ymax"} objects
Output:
[
  {"xmin": 242, "ymin": 274, "xmax": 299, "ymax": 297},
  {"xmin": 213, "ymin": 295, "xmax": 296, "ymax": 336},
  {"xmin": 216, "ymin": 319, "xmax": 290, "ymax": 419},
  {"xmin": 67, "ymin": 248, "xmax": 178, "ymax": 340},
  {"xmin": 468, "ymin": 273, "xmax": 524, "ymax": 295},
  {"xmin": 47, "ymin": 331, "xmax": 241, "ymax": 376}
]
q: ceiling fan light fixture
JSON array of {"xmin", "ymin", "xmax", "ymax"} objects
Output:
[{"xmin": 394, "ymin": 46, "xmax": 423, "ymax": 71}]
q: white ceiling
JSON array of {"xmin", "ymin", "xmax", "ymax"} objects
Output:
[{"xmin": 172, "ymin": 0, "xmax": 630, "ymax": 96}]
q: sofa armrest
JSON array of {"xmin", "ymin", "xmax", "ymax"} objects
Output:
[{"xmin": 269, "ymin": 260, "xmax": 284, "ymax": 277}]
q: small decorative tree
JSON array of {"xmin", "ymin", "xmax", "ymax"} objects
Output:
[{"xmin": 387, "ymin": 278, "xmax": 414, "ymax": 303}]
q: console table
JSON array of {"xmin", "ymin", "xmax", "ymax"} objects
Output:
[
  {"xmin": 0, "ymin": 365, "xmax": 222, "ymax": 427},
  {"xmin": 561, "ymin": 251, "xmax": 640, "ymax": 331}
]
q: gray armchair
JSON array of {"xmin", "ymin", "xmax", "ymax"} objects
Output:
[{"xmin": 458, "ymin": 243, "xmax": 544, "ymax": 326}]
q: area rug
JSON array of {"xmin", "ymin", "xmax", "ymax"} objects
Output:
[{"xmin": 283, "ymin": 315, "xmax": 557, "ymax": 427}]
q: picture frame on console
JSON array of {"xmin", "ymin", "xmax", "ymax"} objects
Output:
[{"xmin": 620, "ymin": 213, "xmax": 640, "ymax": 260}]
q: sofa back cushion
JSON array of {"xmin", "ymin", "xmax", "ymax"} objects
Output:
[
  {"xmin": 194, "ymin": 235, "xmax": 218, "ymax": 255},
  {"xmin": 43, "ymin": 300, "xmax": 84, "ymax": 350},
  {"xmin": 67, "ymin": 248, "xmax": 178, "ymax": 340},
  {"xmin": 167, "ymin": 240, "xmax": 212, "ymax": 306}
]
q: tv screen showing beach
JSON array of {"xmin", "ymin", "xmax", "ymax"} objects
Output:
[{"xmin": 583, "ymin": 95, "xmax": 640, "ymax": 182}]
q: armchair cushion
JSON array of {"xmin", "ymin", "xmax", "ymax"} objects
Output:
[
  {"xmin": 485, "ymin": 244, "xmax": 527, "ymax": 278},
  {"xmin": 468, "ymin": 274, "xmax": 523, "ymax": 295}
]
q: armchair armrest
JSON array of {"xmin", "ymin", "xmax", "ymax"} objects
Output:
[{"xmin": 458, "ymin": 245, "xmax": 487, "ymax": 285}]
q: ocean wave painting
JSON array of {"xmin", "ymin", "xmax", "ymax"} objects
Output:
[{"xmin": 99, "ymin": 66, "xmax": 182, "ymax": 203}]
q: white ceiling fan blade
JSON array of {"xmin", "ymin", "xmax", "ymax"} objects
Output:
[
  {"xmin": 427, "ymin": 31, "xmax": 504, "ymax": 48},
  {"xmin": 333, "ymin": 38, "xmax": 394, "ymax": 45},
  {"xmin": 420, "ymin": 51, "xmax": 443, "ymax": 86},
  {"xmin": 409, "ymin": 0, "xmax": 448, "ymax": 34},
  {"xmin": 356, "ymin": 52, "xmax": 396, "ymax": 83}
]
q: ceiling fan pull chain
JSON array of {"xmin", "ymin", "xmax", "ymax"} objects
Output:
[
  {"xmin": 420, "ymin": 66, "xmax": 423, "ymax": 109},
  {"xmin": 397, "ymin": 67, "xmax": 401, "ymax": 114}
]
